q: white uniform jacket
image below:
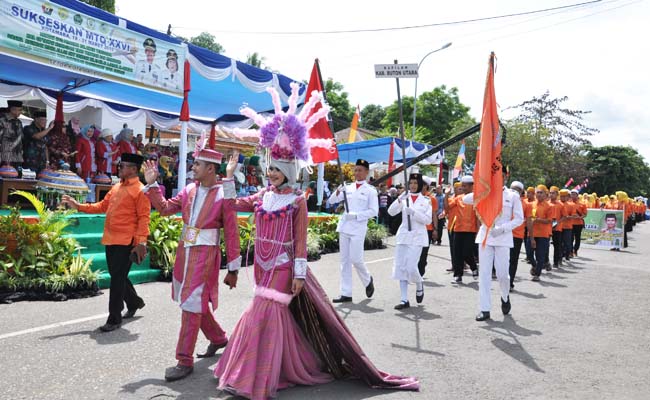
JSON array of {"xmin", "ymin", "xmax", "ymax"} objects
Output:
[
  {"xmin": 463, "ymin": 187, "xmax": 524, "ymax": 247},
  {"xmin": 328, "ymin": 181, "xmax": 378, "ymax": 236},
  {"xmin": 388, "ymin": 192, "xmax": 433, "ymax": 246}
]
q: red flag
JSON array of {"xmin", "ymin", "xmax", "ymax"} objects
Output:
[
  {"xmin": 180, "ymin": 60, "xmax": 191, "ymax": 122},
  {"xmin": 473, "ymin": 52, "xmax": 502, "ymax": 233},
  {"xmin": 306, "ymin": 60, "xmax": 338, "ymax": 163}
]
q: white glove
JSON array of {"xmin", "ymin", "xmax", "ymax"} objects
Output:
[
  {"xmin": 344, "ymin": 212, "xmax": 357, "ymax": 221},
  {"xmin": 491, "ymin": 226, "xmax": 505, "ymax": 236},
  {"xmin": 403, "ymin": 206, "xmax": 415, "ymax": 216}
]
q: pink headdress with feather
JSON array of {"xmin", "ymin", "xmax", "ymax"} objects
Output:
[{"xmin": 233, "ymin": 82, "xmax": 334, "ymax": 164}]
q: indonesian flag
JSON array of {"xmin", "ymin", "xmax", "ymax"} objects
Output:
[
  {"xmin": 347, "ymin": 105, "xmax": 361, "ymax": 143},
  {"xmin": 473, "ymin": 52, "xmax": 503, "ymax": 232},
  {"xmin": 452, "ymin": 141, "xmax": 466, "ymax": 179},
  {"xmin": 306, "ymin": 60, "xmax": 338, "ymax": 163}
]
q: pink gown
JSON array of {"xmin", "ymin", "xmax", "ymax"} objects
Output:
[{"xmin": 214, "ymin": 185, "xmax": 419, "ymax": 399}]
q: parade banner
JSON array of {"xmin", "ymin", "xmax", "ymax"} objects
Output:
[
  {"xmin": 0, "ymin": 0, "xmax": 185, "ymax": 94},
  {"xmin": 581, "ymin": 208, "xmax": 624, "ymax": 249}
]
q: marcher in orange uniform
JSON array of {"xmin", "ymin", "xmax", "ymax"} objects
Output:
[
  {"xmin": 529, "ymin": 185, "xmax": 553, "ymax": 281},
  {"xmin": 444, "ymin": 175, "xmax": 478, "ymax": 284},
  {"xmin": 62, "ymin": 153, "xmax": 150, "ymax": 332},
  {"xmin": 444, "ymin": 182, "xmax": 463, "ymax": 272},
  {"xmin": 509, "ymin": 181, "xmax": 528, "ymax": 290},
  {"xmin": 571, "ymin": 190, "xmax": 587, "ymax": 257},
  {"xmin": 549, "ymin": 186, "xmax": 566, "ymax": 268},
  {"xmin": 523, "ymin": 187, "xmax": 536, "ymax": 264},
  {"xmin": 560, "ymin": 189, "xmax": 577, "ymax": 261}
]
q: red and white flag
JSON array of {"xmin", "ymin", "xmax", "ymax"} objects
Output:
[{"xmin": 306, "ymin": 60, "xmax": 338, "ymax": 163}]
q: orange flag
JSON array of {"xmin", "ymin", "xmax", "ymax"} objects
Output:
[
  {"xmin": 347, "ymin": 105, "xmax": 360, "ymax": 143},
  {"xmin": 473, "ymin": 52, "xmax": 503, "ymax": 234}
]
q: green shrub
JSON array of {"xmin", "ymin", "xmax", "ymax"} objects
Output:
[
  {"xmin": 147, "ymin": 212, "xmax": 182, "ymax": 278},
  {"xmin": 0, "ymin": 191, "xmax": 97, "ymax": 294}
]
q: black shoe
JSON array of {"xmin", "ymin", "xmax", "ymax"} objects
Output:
[
  {"xmin": 99, "ymin": 322, "xmax": 121, "ymax": 332},
  {"xmin": 445, "ymin": 268, "xmax": 454, "ymax": 272},
  {"xmin": 545, "ymin": 263, "xmax": 552, "ymax": 271},
  {"xmin": 123, "ymin": 301, "xmax": 146, "ymax": 319},
  {"xmin": 197, "ymin": 340, "xmax": 228, "ymax": 358},
  {"xmin": 416, "ymin": 289, "xmax": 424, "ymax": 304},
  {"xmin": 164, "ymin": 365, "xmax": 194, "ymax": 382},
  {"xmin": 501, "ymin": 296, "xmax": 511, "ymax": 315},
  {"xmin": 473, "ymin": 270, "xmax": 479, "ymax": 279},
  {"xmin": 532, "ymin": 275, "xmax": 540, "ymax": 282},
  {"xmin": 451, "ymin": 276, "xmax": 462, "ymax": 285},
  {"xmin": 332, "ymin": 295, "xmax": 352, "ymax": 303},
  {"xmin": 394, "ymin": 301, "xmax": 410, "ymax": 310},
  {"xmin": 475, "ymin": 311, "xmax": 491, "ymax": 321},
  {"xmin": 365, "ymin": 277, "xmax": 375, "ymax": 298},
  {"xmin": 510, "ymin": 284, "xmax": 515, "ymax": 291}
]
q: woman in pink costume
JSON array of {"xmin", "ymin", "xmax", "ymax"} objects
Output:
[{"xmin": 213, "ymin": 84, "xmax": 419, "ymax": 399}]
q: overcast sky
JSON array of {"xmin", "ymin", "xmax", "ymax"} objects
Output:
[{"xmin": 116, "ymin": 0, "xmax": 650, "ymax": 162}]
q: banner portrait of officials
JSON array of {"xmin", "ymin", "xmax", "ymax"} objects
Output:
[{"xmin": 581, "ymin": 209, "xmax": 625, "ymax": 249}]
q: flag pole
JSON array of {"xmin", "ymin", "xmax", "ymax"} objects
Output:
[
  {"xmin": 314, "ymin": 58, "xmax": 349, "ymax": 213},
  {"xmin": 394, "ymin": 59, "xmax": 411, "ymax": 231}
]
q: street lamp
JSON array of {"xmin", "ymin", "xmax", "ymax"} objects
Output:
[{"xmin": 411, "ymin": 42, "xmax": 452, "ymax": 143}]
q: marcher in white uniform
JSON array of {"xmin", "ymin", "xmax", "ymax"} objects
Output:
[
  {"xmin": 464, "ymin": 169, "xmax": 524, "ymax": 321},
  {"xmin": 388, "ymin": 173, "xmax": 432, "ymax": 309},
  {"xmin": 328, "ymin": 159, "xmax": 378, "ymax": 303}
]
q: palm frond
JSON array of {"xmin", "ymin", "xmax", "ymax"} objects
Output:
[{"xmin": 11, "ymin": 190, "xmax": 46, "ymax": 217}]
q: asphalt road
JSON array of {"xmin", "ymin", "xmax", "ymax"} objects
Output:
[{"xmin": 2, "ymin": 222, "xmax": 650, "ymax": 400}]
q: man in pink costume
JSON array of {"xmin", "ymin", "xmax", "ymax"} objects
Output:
[
  {"xmin": 213, "ymin": 84, "xmax": 419, "ymax": 400},
  {"xmin": 143, "ymin": 145, "xmax": 241, "ymax": 382}
]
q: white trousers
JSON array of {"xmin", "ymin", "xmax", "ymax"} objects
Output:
[
  {"xmin": 339, "ymin": 232, "xmax": 372, "ymax": 297},
  {"xmin": 478, "ymin": 245, "xmax": 511, "ymax": 312}
]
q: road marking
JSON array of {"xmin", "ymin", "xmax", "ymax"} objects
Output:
[
  {"xmin": 366, "ymin": 257, "xmax": 394, "ymax": 264},
  {"xmin": 0, "ymin": 313, "xmax": 108, "ymax": 340}
]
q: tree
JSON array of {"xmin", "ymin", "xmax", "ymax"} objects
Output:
[
  {"xmin": 183, "ymin": 32, "xmax": 225, "ymax": 54},
  {"xmin": 505, "ymin": 92, "xmax": 597, "ymax": 186},
  {"xmin": 80, "ymin": 0, "xmax": 115, "ymax": 13},
  {"xmin": 382, "ymin": 85, "xmax": 471, "ymax": 145},
  {"xmin": 324, "ymin": 79, "xmax": 354, "ymax": 133},
  {"xmin": 585, "ymin": 146, "xmax": 650, "ymax": 197},
  {"xmin": 359, "ymin": 104, "xmax": 386, "ymax": 131},
  {"xmin": 509, "ymin": 91, "xmax": 597, "ymax": 146},
  {"xmin": 246, "ymin": 52, "xmax": 267, "ymax": 69}
]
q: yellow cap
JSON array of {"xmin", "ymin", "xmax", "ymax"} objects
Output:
[
  {"xmin": 549, "ymin": 186, "xmax": 560, "ymax": 192},
  {"xmin": 536, "ymin": 184, "xmax": 549, "ymax": 192},
  {"xmin": 526, "ymin": 187, "xmax": 535, "ymax": 193},
  {"xmin": 559, "ymin": 189, "xmax": 570, "ymax": 196},
  {"xmin": 453, "ymin": 182, "xmax": 461, "ymax": 188}
]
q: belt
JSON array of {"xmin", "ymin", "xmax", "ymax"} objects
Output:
[{"xmin": 181, "ymin": 226, "xmax": 219, "ymax": 247}]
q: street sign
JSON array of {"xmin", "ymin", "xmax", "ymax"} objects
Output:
[{"xmin": 374, "ymin": 63, "xmax": 419, "ymax": 79}]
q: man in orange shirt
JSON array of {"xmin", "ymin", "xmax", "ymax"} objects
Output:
[
  {"xmin": 523, "ymin": 187, "xmax": 536, "ymax": 265},
  {"xmin": 570, "ymin": 189, "xmax": 587, "ymax": 257},
  {"xmin": 559, "ymin": 189, "xmax": 577, "ymax": 261},
  {"xmin": 62, "ymin": 153, "xmax": 150, "ymax": 332},
  {"xmin": 509, "ymin": 181, "xmax": 528, "ymax": 290},
  {"xmin": 549, "ymin": 186, "xmax": 566, "ymax": 268},
  {"xmin": 529, "ymin": 185, "xmax": 553, "ymax": 281},
  {"xmin": 444, "ymin": 182, "xmax": 462, "ymax": 272},
  {"xmin": 417, "ymin": 177, "xmax": 438, "ymax": 277},
  {"xmin": 444, "ymin": 175, "xmax": 478, "ymax": 284}
]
